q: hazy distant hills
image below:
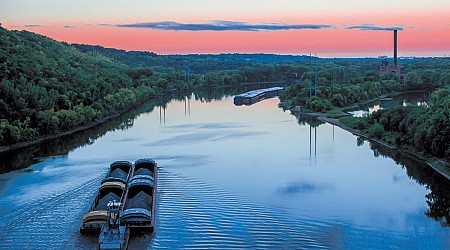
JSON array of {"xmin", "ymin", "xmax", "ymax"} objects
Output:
[
  {"xmin": 68, "ymin": 43, "xmax": 314, "ymax": 72},
  {"xmin": 69, "ymin": 42, "xmax": 447, "ymax": 73}
]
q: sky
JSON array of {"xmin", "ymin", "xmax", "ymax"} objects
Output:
[{"xmin": 1, "ymin": 0, "xmax": 450, "ymax": 57}]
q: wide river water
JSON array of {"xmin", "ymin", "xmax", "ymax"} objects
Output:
[{"xmin": 0, "ymin": 87, "xmax": 449, "ymax": 249}]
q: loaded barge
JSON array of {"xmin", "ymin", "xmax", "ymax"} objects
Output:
[
  {"xmin": 80, "ymin": 161, "xmax": 134, "ymax": 234},
  {"xmin": 80, "ymin": 158, "xmax": 157, "ymax": 250},
  {"xmin": 233, "ymin": 87, "xmax": 284, "ymax": 106},
  {"xmin": 121, "ymin": 158, "xmax": 157, "ymax": 231}
]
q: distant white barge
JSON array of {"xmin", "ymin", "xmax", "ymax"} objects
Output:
[{"xmin": 233, "ymin": 87, "xmax": 284, "ymax": 106}]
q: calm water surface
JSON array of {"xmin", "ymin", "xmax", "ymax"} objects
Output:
[{"xmin": 0, "ymin": 89, "xmax": 449, "ymax": 249}]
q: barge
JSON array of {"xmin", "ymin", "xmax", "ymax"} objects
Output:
[
  {"xmin": 121, "ymin": 158, "xmax": 158, "ymax": 231},
  {"xmin": 81, "ymin": 158, "xmax": 157, "ymax": 249},
  {"xmin": 233, "ymin": 87, "xmax": 284, "ymax": 106},
  {"xmin": 80, "ymin": 161, "xmax": 134, "ymax": 234}
]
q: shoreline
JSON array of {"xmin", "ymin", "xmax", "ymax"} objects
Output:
[
  {"xmin": 0, "ymin": 94, "xmax": 153, "ymax": 154},
  {"xmin": 0, "ymin": 81, "xmax": 288, "ymax": 155},
  {"xmin": 3, "ymin": 87, "xmax": 448, "ymax": 182},
  {"xmin": 308, "ymin": 114, "xmax": 450, "ymax": 182},
  {"xmin": 0, "ymin": 113, "xmax": 121, "ymax": 154},
  {"xmin": 317, "ymin": 116, "xmax": 396, "ymax": 150},
  {"xmin": 289, "ymin": 89, "xmax": 449, "ymax": 181}
]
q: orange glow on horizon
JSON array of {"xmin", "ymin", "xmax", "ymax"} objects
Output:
[{"xmin": 5, "ymin": 20, "xmax": 449, "ymax": 57}]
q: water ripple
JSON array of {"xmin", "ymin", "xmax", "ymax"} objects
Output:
[
  {"xmin": 143, "ymin": 131, "xmax": 264, "ymax": 147},
  {"xmin": 0, "ymin": 174, "xmax": 104, "ymax": 249},
  {"xmin": 130, "ymin": 169, "xmax": 336, "ymax": 249},
  {"xmin": 0, "ymin": 167, "xmax": 337, "ymax": 249}
]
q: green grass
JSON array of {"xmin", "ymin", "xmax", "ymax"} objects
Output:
[
  {"xmin": 339, "ymin": 116, "xmax": 366, "ymax": 129},
  {"xmin": 326, "ymin": 107, "xmax": 345, "ymax": 115}
]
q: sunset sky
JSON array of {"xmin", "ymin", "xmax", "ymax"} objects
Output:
[{"xmin": 1, "ymin": 0, "xmax": 449, "ymax": 57}]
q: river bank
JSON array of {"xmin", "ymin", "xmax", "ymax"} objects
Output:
[
  {"xmin": 0, "ymin": 81, "xmax": 289, "ymax": 155},
  {"xmin": 0, "ymin": 113, "xmax": 122, "ymax": 154},
  {"xmin": 0, "ymin": 94, "xmax": 154, "ymax": 154},
  {"xmin": 318, "ymin": 116, "xmax": 450, "ymax": 180},
  {"xmin": 3, "ymin": 90, "xmax": 449, "ymax": 249},
  {"xmin": 340, "ymin": 89, "xmax": 431, "ymax": 113},
  {"xmin": 294, "ymin": 99, "xmax": 450, "ymax": 182}
]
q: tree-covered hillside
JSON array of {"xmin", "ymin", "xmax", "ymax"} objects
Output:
[
  {"xmin": 0, "ymin": 26, "xmax": 293, "ymax": 146},
  {"xmin": 1, "ymin": 24, "xmax": 449, "ymax": 153},
  {"xmin": 0, "ymin": 26, "xmax": 172, "ymax": 145}
]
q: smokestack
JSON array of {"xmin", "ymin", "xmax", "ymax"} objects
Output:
[{"xmin": 394, "ymin": 30, "xmax": 398, "ymax": 66}]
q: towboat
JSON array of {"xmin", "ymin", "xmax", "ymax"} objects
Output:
[
  {"xmin": 80, "ymin": 161, "xmax": 134, "ymax": 234},
  {"xmin": 121, "ymin": 158, "xmax": 157, "ymax": 231},
  {"xmin": 98, "ymin": 200, "xmax": 130, "ymax": 250}
]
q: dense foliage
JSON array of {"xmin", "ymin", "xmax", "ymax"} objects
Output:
[
  {"xmin": 279, "ymin": 57, "xmax": 449, "ymax": 161},
  {"xmin": 0, "ymin": 26, "xmax": 180, "ymax": 145},
  {"xmin": 341, "ymin": 88, "xmax": 450, "ymax": 161},
  {"xmin": 279, "ymin": 58, "xmax": 450, "ymax": 112},
  {"xmin": 0, "ymin": 26, "xmax": 302, "ymax": 146},
  {"xmin": 369, "ymin": 88, "xmax": 449, "ymax": 160},
  {"xmin": 1, "ymin": 24, "xmax": 449, "ymax": 155},
  {"xmin": 70, "ymin": 44, "xmax": 311, "ymax": 87}
]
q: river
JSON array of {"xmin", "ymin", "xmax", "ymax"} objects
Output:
[{"xmin": 0, "ymin": 87, "xmax": 449, "ymax": 249}]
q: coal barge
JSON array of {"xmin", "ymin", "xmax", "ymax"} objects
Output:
[{"xmin": 80, "ymin": 158, "xmax": 157, "ymax": 250}]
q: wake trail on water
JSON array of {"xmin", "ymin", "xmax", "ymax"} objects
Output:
[
  {"xmin": 0, "ymin": 174, "xmax": 104, "ymax": 249},
  {"xmin": 0, "ymin": 166, "xmax": 339, "ymax": 249},
  {"xmin": 140, "ymin": 168, "xmax": 337, "ymax": 249}
]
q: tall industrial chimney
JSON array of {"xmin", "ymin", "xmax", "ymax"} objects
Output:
[{"xmin": 394, "ymin": 30, "xmax": 398, "ymax": 66}]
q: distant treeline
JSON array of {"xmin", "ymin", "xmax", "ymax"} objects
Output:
[
  {"xmin": 1, "ymin": 24, "xmax": 449, "ymax": 149},
  {"xmin": 69, "ymin": 43, "xmax": 311, "ymax": 71}
]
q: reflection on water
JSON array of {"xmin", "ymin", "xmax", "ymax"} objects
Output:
[
  {"xmin": 0, "ymin": 83, "xmax": 282, "ymax": 174},
  {"xmin": 0, "ymin": 86, "xmax": 449, "ymax": 249},
  {"xmin": 349, "ymin": 91, "xmax": 430, "ymax": 117},
  {"xmin": 295, "ymin": 114, "xmax": 325, "ymax": 158},
  {"xmin": 366, "ymin": 140, "xmax": 450, "ymax": 227},
  {"xmin": 0, "ymin": 100, "xmax": 160, "ymax": 174}
]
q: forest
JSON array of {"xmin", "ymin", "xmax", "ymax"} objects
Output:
[
  {"xmin": 340, "ymin": 88, "xmax": 450, "ymax": 161},
  {"xmin": 0, "ymin": 26, "xmax": 171, "ymax": 145},
  {"xmin": 279, "ymin": 57, "xmax": 450, "ymax": 112},
  {"xmin": 277, "ymin": 55, "xmax": 449, "ymax": 161},
  {"xmin": 69, "ymin": 43, "xmax": 311, "ymax": 71},
  {"xmin": 1, "ymin": 24, "xmax": 449, "ymax": 161},
  {"xmin": 0, "ymin": 26, "xmax": 297, "ymax": 145}
]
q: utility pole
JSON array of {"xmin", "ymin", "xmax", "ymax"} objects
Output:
[
  {"xmin": 309, "ymin": 53, "xmax": 312, "ymax": 97},
  {"xmin": 314, "ymin": 53, "xmax": 317, "ymax": 96}
]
